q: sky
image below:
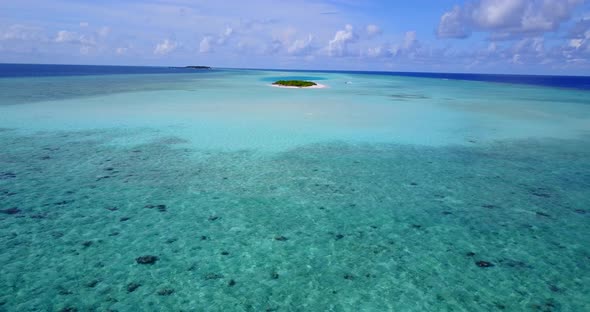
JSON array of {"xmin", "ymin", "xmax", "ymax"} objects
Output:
[{"xmin": 1, "ymin": 0, "xmax": 590, "ymax": 75}]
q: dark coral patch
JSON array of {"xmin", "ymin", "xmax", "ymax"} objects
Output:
[
  {"xmin": 53, "ymin": 200, "xmax": 74, "ymax": 206},
  {"xmin": 1, "ymin": 190, "xmax": 18, "ymax": 197},
  {"xmin": 136, "ymin": 255, "xmax": 159, "ymax": 265},
  {"xmin": 204, "ymin": 273, "xmax": 224, "ymax": 280},
  {"xmin": 530, "ymin": 299, "xmax": 560, "ymax": 311},
  {"xmin": 475, "ymin": 261, "xmax": 494, "ymax": 268},
  {"xmin": 494, "ymin": 303, "xmax": 506, "ymax": 310},
  {"xmin": 57, "ymin": 287, "xmax": 73, "ymax": 295},
  {"xmin": 157, "ymin": 288, "xmax": 174, "ymax": 296},
  {"xmin": 127, "ymin": 283, "xmax": 141, "ymax": 293},
  {"xmin": 144, "ymin": 204, "xmax": 167, "ymax": 212},
  {"xmin": 0, "ymin": 207, "xmax": 21, "ymax": 215},
  {"xmin": 86, "ymin": 280, "xmax": 100, "ymax": 288},
  {"xmin": 0, "ymin": 172, "xmax": 16, "ymax": 180},
  {"xmin": 274, "ymin": 236, "xmax": 288, "ymax": 241}
]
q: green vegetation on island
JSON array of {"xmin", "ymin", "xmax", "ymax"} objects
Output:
[
  {"xmin": 185, "ymin": 66, "xmax": 212, "ymax": 69},
  {"xmin": 169, "ymin": 66, "xmax": 212, "ymax": 70},
  {"xmin": 272, "ymin": 80, "xmax": 317, "ymax": 87}
]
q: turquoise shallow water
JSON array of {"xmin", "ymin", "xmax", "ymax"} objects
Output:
[{"xmin": 0, "ymin": 69, "xmax": 589, "ymax": 311}]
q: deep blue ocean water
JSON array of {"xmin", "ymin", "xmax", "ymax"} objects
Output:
[
  {"xmin": 2, "ymin": 63, "xmax": 590, "ymax": 90},
  {"xmin": 0, "ymin": 63, "xmax": 208, "ymax": 77},
  {"xmin": 0, "ymin": 64, "xmax": 589, "ymax": 311}
]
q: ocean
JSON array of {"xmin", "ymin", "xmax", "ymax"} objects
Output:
[{"xmin": 0, "ymin": 64, "xmax": 589, "ymax": 311}]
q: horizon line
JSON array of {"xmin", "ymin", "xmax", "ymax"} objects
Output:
[{"xmin": 1, "ymin": 62, "xmax": 589, "ymax": 78}]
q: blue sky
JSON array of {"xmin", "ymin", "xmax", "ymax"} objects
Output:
[{"xmin": 1, "ymin": 0, "xmax": 589, "ymax": 74}]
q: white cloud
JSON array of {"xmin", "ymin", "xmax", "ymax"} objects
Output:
[
  {"xmin": 216, "ymin": 26, "xmax": 233, "ymax": 45},
  {"xmin": 390, "ymin": 31, "xmax": 420, "ymax": 57},
  {"xmin": 264, "ymin": 39, "xmax": 283, "ymax": 54},
  {"xmin": 98, "ymin": 26, "xmax": 111, "ymax": 37},
  {"xmin": 328, "ymin": 24, "xmax": 357, "ymax": 56},
  {"xmin": 366, "ymin": 46, "xmax": 384, "ymax": 58},
  {"xmin": 154, "ymin": 39, "xmax": 177, "ymax": 55},
  {"xmin": 287, "ymin": 34, "xmax": 313, "ymax": 55},
  {"xmin": 487, "ymin": 42, "xmax": 497, "ymax": 53},
  {"xmin": 568, "ymin": 18, "xmax": 590, "ymax": 52},
  {"xmin": 54, "ymin": 30, "xmax": 96, "ymax": 46},
  {"xmin": 1, "ymin": 24, "xmax": 44, "ymax": 41},
  {"xmin": 565, "ymin": 20, "xmax": 590, "ymax": 52},
  {"xmin": 268, "ymin": 27, "xmax": 296, "ymax": 53},
  {"xmin": 402, "ymin": 31, "xmax": 418, "ymax": 49},
  {"xmin": 55, "ymin": 30, "xmax": 77, "ymax": 43},
  {"xmin": 199, "ymin": 36, "xmax": 212, "ymax": 53},
  {"xmin": 437, "ymin": 6, "xmax": 470, "ymax": 38},
  {"xmin": 362, "ymin": 30, "xmax": 425, "ymax": 60},
  {"xmin": 437, "ymin": 0, "xmax": 584, "ymax": 39},
  {"xmin": 366, "ymin": 24, "xmax": 382, "ymax": 37},
  {"xmin": 569, "ymin": 39, "xmax": 584, "ymax": 49},
  {"xmin": 513, "ymin": 37, "xmax": 544, "ymax": 55},
  {"xmin": 199, "ymin": 26, "xmax": 234, "ymax": 53},
  {"xmin": 570, "ymin": 18, "xmax": 590, "ymax": 35},
  {"xmin": 512, "ymin": 54, "xmax": 522, "ymax": 64},
  {"xmin": 79, "ymin": 22, "xmax": 89, "ymax": 28},
  {"xmin": 46, "ymin": 29, "xmax": 101, "ymax": 56},
  {"xmin": 116, "ymin": 47, "xmax": 128, "ymax": 55}
]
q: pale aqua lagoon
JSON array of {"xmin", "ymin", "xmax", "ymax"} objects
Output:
[{"xmin": 0, "ymin": 68, "xmax": 589, "ymax": 311}]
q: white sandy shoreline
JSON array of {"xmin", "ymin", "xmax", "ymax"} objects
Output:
[{"xmin": 270, "ymin": 83, "xmax": 327, "ymax": 89}]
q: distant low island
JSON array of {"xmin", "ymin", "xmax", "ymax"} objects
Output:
[
  {"xmin": 185, "ymin": 66, "xmax": 211, "ymax": 69},
  {"xmin": 168, "ymin": 66, "xmax": 212, "ymax": 70},
  {"xmin": 272, "ymin": 80, "xmax": 317, "ymax": 88}
]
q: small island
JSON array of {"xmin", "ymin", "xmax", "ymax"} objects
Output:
[
  {"xmin": 272, "ymin": 80, "xmax": 326, "ymax": 89},
  {"xmin": 185, "ymin": 66, "xmax": 212, "ymax": 69},
  {"xmin": 273, "ymin": 80, "xmax": 317, "ymax": 87},
  {"xmin": 168, "ymin": 66, "xmax": 212, "ymax": 70}
]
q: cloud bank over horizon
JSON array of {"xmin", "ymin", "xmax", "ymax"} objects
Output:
[{"xmin": 1, "ymin": 0, "xmax": 589, "ymax": 74}]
